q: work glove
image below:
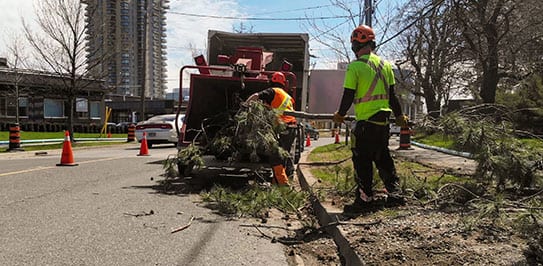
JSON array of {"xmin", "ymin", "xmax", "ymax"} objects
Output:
[
  {"xmin": 333, "ymin": 111, "xmax": 345, "ymax": 124},
  {"xmin": 395, "ymin": 114, "xmax": 409, "ymax": 128}
]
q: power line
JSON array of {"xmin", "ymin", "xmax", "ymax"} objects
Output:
[
  {"xmin": 250, "ymin": 1, "xmax": 361, "ymax": 16},
  {"xmin": 250, "ymin": 3, "xmax": 337, "ymax": 15},
  {"xmin": 168, "ymin": 11, "xmax": 353, "ymax": 21},
  {"xmin": 309, "ymin": 18, "xmax": 352, "ymax": 41},
  {"xmin": 378, "ymin": 0, "xmax": 446, "ymax": 47}
]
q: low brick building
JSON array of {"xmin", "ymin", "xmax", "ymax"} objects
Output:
[{"xmin": 0, "ymin": 61, "xmax": 110, "ymax": 132}]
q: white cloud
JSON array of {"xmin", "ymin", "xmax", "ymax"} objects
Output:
[
  {"xmin": 0, "ymin": 0, "xmax": 37, "ymax": 58},
  {"xmin": 165, "ymin": 0, "xmax": 242, "ymax": 91}
]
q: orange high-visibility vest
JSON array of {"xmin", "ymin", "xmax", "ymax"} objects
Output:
[{"xmin": 270, "ymin": 88, "xmax": 296, "ymax": 124}]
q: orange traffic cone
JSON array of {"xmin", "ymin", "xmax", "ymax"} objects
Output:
[
  {"xmin": 57, "ymin": 131, "xmax": 78, "ymax": 166},
  {"xmin": 107, "ymin": 131, "xmax": 112, "ymax": 138},
  {"xmin": 334, "ymin": 130, "xmax": 340, "ymax": 144},
  {"xmin": 305, "ymin": 133, "xmax": 311, "ymax": 147},
  {"xmin": 137, "ymin": 132, "xmax": 150, "ymax": 156}
]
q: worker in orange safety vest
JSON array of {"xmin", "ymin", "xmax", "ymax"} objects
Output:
[{"xmin": 245, "ymin": 72, "xmax": 297, "ymax": 186}]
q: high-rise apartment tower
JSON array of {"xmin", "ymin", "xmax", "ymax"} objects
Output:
[{"xmin": 84, "ymin": 0, "xmax": 169, "ymax": 99}]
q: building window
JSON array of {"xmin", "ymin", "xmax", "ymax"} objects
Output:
[
  {"xmin": 0, "ymin": 97, "xmax": 28, "ymax": 117},
  {"xmin": 18, "ymin": 97, "xmax": 28, "ymax": 117},
  {"xmin": 44, "ymin": 98, "xmax": 65, "ymax": 118},
  {"xmin": 90, "ymin": 101, "xmax": 101, "ymax": 119},
  {"xmin": 76, "ymin": 98, "xmax": 88, "ymax": 119}
]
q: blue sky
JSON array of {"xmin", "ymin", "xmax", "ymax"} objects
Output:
[{"xmin": 0, "ymin": 0, "xmax": 406, "ymax": 91}]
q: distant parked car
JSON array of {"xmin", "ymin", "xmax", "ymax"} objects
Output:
[
  {"xmin": 116, "ymin": 121, "xmax": 135, "ymax": 127},
  {"xmin": 135, "ymin": 114, "xmax": 185, "ymax": 148},
  {"xmin": 304, "ymin": 123, "xmax": 319, "ymax": 140},
  {"xmin": 389, "ymin": 123, "xmax": 401, "ymax": 136}
]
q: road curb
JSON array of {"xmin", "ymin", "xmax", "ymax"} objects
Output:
[
  {"xmin": 296, "ymin": 158, "xmax": 364, "ymax": 265},
  {"xmin": 410, "ymin": 141, "xmax": 474, "ymax": 159}
]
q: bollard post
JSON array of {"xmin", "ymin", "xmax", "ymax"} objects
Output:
[
  {"xmin": 127, "ymin": 124, "xmax": 136, "ymax": 142},
  {"xmin": 8, "ymin": 123, "xmax": 24, "ymax": 152},
  {"xmin": 398, "ymin": 126, "xmax": 412, "ymax": 150}
]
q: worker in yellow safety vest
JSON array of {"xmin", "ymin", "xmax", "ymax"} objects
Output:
[
  {"xmin": 333, "ymin": 25, "xmax": 409, "ymax": 213},
  {"xmin": 245, "ymin": 72, "xmax": 297, "ymax": 186}
]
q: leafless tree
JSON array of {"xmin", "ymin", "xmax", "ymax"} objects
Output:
[
  {"xmin": 5, "ymin": 33, "xmax": 31, "ymax": 124},
  {"xmin": 452, "ymin": 0, "xmax": 516, "ymax": 103},
  {"xmin": 233, "ymin": 22, "xmax": 254, "ymax": 34},
  {"xmin": 397, "ymin": 0, "xmax": 464, "ymax": 117},
  {"xmin": 498, "ymin": 0, "xmax": 543, "ymax": 79},
  {"xmin": 22, "ymin": 0, "xmax": 106, "ymax": 140},
  {"xmin": 301, "ymin": 0, "xmax": 404, "ymax": 65},
  {"xmin": 302, "ymin": 1, "xmax": 362, "ymax": 64}
]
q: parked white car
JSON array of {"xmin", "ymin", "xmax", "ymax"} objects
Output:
[
  {"xmin": 389, "ymin": 123, "xmax": 401, "ymax": 136},
  {"xmin": 135, "ymin": 114, "xmax": 185, "ymax": 148}
]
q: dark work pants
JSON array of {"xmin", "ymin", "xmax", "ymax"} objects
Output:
[
  {"xmin": 351, "ymin": 121, "xmax": 400, "ymax": 201},
  {"xmin": 271, "ymin": 125, "xmax": 297, "ymax": 176}
]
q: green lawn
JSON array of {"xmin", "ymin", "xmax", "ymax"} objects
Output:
[
  {"xmin": 0, "ymin": 131, "xmax": 126, "ymax": 140},
  {"xmin": 412, "ymin": 132, "xmax": 455, "ymax": 149},
  {"xmin": 0, "ymin": 131, "xmax": 130, "ymax": 152},
  {"xmin": 414, "ymin": 132, "xmax": 543, "ymax": 151}
]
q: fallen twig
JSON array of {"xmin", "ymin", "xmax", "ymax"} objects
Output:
[
  {"xmin": 251, "ymin": 224, "xmax": 304, "ymax": 245},
  {"xmin": 298, "ymin": 157, "xmax": 352, "ymax": 166},
  {"xmin": 240, "ymin": 224, "xmax": 294, "ymax": 231},
  {"xmin": 519, "ymin": 188, "xmax": 543, "ymax": 202},
  {"xmin": 321, "ymin": 219, "xmax": 382, "ymax": 229},
  {"xmin": 123, "ymin": 210, "xmax": 154, "ymax": 217},
  {"xmin": 171, "ymin": 216, "xmax": 195, "ymax": 234},
  {"xmin": 252, "ymin": 224, "xmax": 273, "ymax": 238}
]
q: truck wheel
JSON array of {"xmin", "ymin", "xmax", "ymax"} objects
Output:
[{"xmin": 177, "ymin": 161, "xmax": 194, "ymax": 177}]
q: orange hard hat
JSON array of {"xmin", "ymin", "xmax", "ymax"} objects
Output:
[
  {"xmin": 351, "ymin": 25, "xmax": 375, "ymax": 44},
  {"xmin": 271, "ymin": 72, "xmax": 286, "ymax": 86}
]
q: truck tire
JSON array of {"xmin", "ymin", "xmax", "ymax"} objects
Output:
[{"xmin": 177, "ymin": 161, "xmax": 194, "ymax": 177}]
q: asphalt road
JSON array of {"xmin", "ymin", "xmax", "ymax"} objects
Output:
[{"xmin": 0, "ymin": 143, "xmax": 287, "ymax": 265}]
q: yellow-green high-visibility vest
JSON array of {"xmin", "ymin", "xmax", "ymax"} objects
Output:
[{"xmin": 343, "ymin": 53, "xmax": 395, "ymax": 121}]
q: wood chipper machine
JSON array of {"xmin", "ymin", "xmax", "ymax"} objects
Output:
[{"xmin": 175, "ymin": 47, "xmax": 305, "ymax": 181}]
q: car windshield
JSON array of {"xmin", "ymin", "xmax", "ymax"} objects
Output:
[{"xmin": 148, "ymin": 115, "xmax": 176, "ymax": 122}]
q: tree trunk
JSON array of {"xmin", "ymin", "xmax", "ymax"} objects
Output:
[
  {"xmin": 421, "ymin": 79, "xmax": 440, "ymax": 118},
  {"xmin": 480, "ymin": 49, "xmax": 499, "ymax": 103},
  {"xmin": 480, "ymin": 19, "xmax": 500, "ymax": 103}
]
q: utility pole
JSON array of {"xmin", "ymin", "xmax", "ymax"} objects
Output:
[
  {"xmin": 140, "ymin": 0, "xmax": 148, "ymax": 121},
  {"xmin": 364, "ymin": 0, "xmax": 373, "ymax": 27}
]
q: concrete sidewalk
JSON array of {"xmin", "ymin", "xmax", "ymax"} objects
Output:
[
  {"xmin": 390, "ymin": 137, "xmax": 477, "ymax": 176},
  {"xmin": 295, "ymin": 136, "xmax": 479, "ymax": 265}
]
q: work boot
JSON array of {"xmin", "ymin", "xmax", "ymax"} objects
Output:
[
  {"xmin": 343, "ymin": 198, "xmax": 384, "ymax": 214},
  {"xmin": 385, "ymin": 193, "xmax": 406, "ymax": 207}
]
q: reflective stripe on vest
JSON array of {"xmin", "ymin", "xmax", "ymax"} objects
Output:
[
  {"xmin": 270, "ymin": 88, "xmax": 297, "ymax": 124},
  {"xmin": 353, "ymin": 57, "xmax": 389, "ymax": 104},
  {"xmin": 271, "ymin": 88, "xmax": 293, "ymax": 113}
]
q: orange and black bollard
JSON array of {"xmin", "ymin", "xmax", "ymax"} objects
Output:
[
  {"xmin": 8, "ymin": 123, "xmax": 24, "ymax": 152},
  {"xmin": 127, "ymin": 124, "xmax": 136, "ymax": 142},
  {"xmin": 398, "ymin": 126, "xmax": 412, "ymax": 150}
]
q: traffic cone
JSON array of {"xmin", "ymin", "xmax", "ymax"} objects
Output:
[
  {"xmin": 57, "ymin": 131, "xmax": 78, "ymax": 166},
  {"xmin": 137, "ymin": 132, "xmax": 150, "ymax": 156},
  {"xmin": 107, "ymin": 131, "xmax": 112, "ymax": 138},
  {"xmin": 334, "ymin": 130, "xmax": 340, "ymax": 144},
  {"xmin": 305, "ymin": 133, "xmax": 311, "ymax": 147}
]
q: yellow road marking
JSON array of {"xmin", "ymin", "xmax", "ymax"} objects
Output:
[
  {"xmin": 0, "ymin": 166, "xmax": 55, "ymax": 177},
  {"xmin": 0, "ymin": 156, "xmax": 123, "ymax": 177}
]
